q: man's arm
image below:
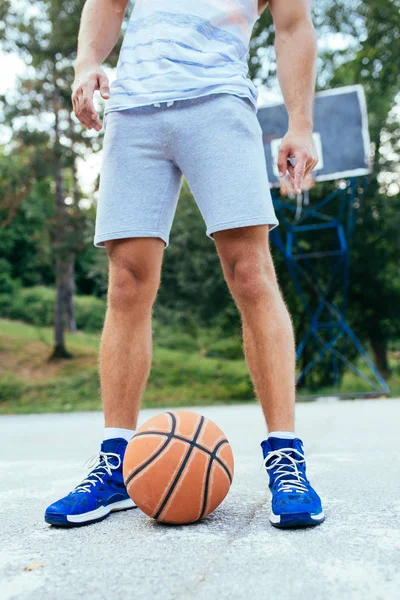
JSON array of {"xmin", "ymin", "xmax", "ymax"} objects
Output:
[
  {"xmin": 268, "ymin": 0, "xmax": 318, "ymax": 193},
  {"xmin": 72, "ymin": 0, "xmax": 129, "ymax": 131}
]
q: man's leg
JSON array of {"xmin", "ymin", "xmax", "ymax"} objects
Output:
[
  {"xmin": 214, "ymin": 225, "xmax": 295, "ymax": 431},
  {"xmin": 214, "ymin": 225, "xmax": 324, "ymax": 528},
  {"xmin": 45, "ymin": 237, "xmax": 164, "ymax": 527},
  {"xmin": 101, "ymin": 237, "xmax": 165, "ymax": 430}
]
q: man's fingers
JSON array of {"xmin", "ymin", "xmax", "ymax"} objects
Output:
[
  {"xmin": 72, "ymin": 67, "xmax": 111, "ymax": 131},
  {"xmin": 73, "ymin": 81, "xmax": 93, "ymax": 116},
  {"xmin": 74, "ymin": 87, "xmax": 102, "ymax": 130},
  {"xmin": 277, "ymin": 145, "xmax": 290, "ymax": 177},
  {"xmin": 294, "ymin": 150, "xmax": 307, "ymax": 194},
  {"xmin": 81, "ymin": 93, "xmax": 97, "ymax": 117},
  {"xmin": 304, "ymin": 157, "xmax": 315, "ymax": 177},
  {"xmin": 81, "ymin": 111, "xmax": 101, "ymax": 131},
  {"xmin": 98, "ymin": 73, "xmax": 110, "ymax": 100}
]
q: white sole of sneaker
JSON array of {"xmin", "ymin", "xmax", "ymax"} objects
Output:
[
  {"xmin": 66, "ymin": 498, "xmax": 136, "ymax": 524},
  {"xmin": 270, "ymin": 509, "xmax": 325, "ymax": 526}
]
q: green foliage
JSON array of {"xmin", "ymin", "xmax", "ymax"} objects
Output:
[
  {"xmin": 1, "ymin": 318, "xmax": 400, "ymax": 414},
  {"xmin": 249, "ymin": 9, "xmax": 274, "ymax": 83},
  {"xmin": 73, "ymin": 294, "xmax": 106, "ymax": 332},
  {"xmin": 0, "ymin": 282, "xmax": 240, "ymax": 351},
  {"xmin": 0, "ymin": 319, "xmax": 255, "ymax": 414},
  {"xmin": 0, "ymin": 1, "xmax": 399, "ymax": 389},
  {"xmin": 205, "ymin": 337, "xmax": 244, "ymax": 360},
  {"xmin": 157, "ymin": 181, "xmax": 239, "ymax": 334},
  {"xmin": 152, "ymin": 323, "xmax": 204, "ymax": 354},
  {"xmin": 320, "ymin": 0, "xmax": 400, "ymax": 374},
  {"xmin": 6, "ymin": 287, "xmax": 55, "ymax": 326},
  {"xmin": 0, "ymin": 0, "xmax": 115, "ymax": 356},
  {"xmin": 0, "ymin": 259, "xmax": 14, "ymax": 295},
  {"xmin": 0, "ymin": 259, "xmax": 20, "ymax": 317},
  {"xmin": 0, "ymin": 155, "xmax": 54, "ymax": 286},
  {"xmin": 0, "ymin": 286, "xmax": 107, "ymax": 332},
  {"xmin": 249, "ymin": 0, "xmax": 400, "ymax": 383},
  {"xmin": 0, "ymin": 375, "xmax": 26, "ymax": 404}
]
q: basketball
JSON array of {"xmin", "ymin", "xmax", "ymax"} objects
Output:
[{"xmin": 123, "ymin": 410, "xmax": 234, "ymax": 524}]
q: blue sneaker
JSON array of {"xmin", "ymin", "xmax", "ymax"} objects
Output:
[
  {"xmin": 45, "ymin": 438, "xmax": 136, "ymax": 527},
  {"xmin": 261, "ymin": 437, "xmax": 325, "ymax": 528}
]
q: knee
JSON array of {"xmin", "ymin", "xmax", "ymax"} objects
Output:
[
  {"xmin": 108, "ymin": 260, "xmax": 160, "ymax": 313},
  {"xmin": 230, "ymin": 253, "xmax": 277, "ymax": 305}
]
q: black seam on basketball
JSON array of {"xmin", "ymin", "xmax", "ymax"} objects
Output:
[
  {"xmin": 199, "ymin": 454, "xmax": 213, "ymax": 520},
  {"xmin": 199, "ymin": 440, "xmax": 232, "ymax": 520},
  {"xmin": 210, "ymin": 439, "xmax": 232, "ymax": 483},
  {"xmin": 154, "ymin": 415, "xmax": 205, "ymax": 520},
  {"xmin": 133, "ymin": 431, "xmax": 232, "ymax": 483},
  {"xmin": 212, "ymin": 439, "xmax": 228, "ymax": 454},
  {"xmin": 124, "ymin": 412, "xmax": 177, "ymax": 487}
]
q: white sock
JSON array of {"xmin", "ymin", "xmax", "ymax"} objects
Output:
[
  {"xmin": 268, "ymin": 431, "xmax": 296, "ymax": 439},
  {"xmin": 104, "ymin": 427, "xmax": 135, "ymax": 443}
]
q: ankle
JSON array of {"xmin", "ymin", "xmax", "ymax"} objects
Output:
[
  {"xmin": 103, "ymin": 427, "xmax": 135, "ymax": 443},
  {"xmin": 268, "ymin": 431, "xmax": 296, "ymax": 439}
]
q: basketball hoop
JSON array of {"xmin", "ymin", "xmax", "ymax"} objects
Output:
[{"xmin": 257, "ymin": 85, "xmax": 389, "ymax": 396}]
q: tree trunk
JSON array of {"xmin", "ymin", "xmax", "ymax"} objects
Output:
[
  {"xmin": 53, "ymin": 255, "xmax": 72, "ymax": 358},
  {"xmin": 65, "ymin": 260, "xmax": 77, "ymax": 332},
  {"xmin": 370, "ymin": 338, "xmax": 390, "ymax": 378},
  {"xmin": 51, "ymin": 89, "xmax": 72, "ymax": 359},
  {"xmin": 65, "ymin": 151, "xmax": 81, "ymax": 333}
]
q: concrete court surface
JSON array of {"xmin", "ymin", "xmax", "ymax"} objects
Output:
[{"xmin": 1, "ymin": 399, "xmax": 400, "ymax": 600}]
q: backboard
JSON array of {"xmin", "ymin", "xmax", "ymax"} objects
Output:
[{"xmin": 257, "ymin": 85, "xmax": 371, "ymax": 187}]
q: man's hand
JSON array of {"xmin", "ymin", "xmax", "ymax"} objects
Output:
[
  {"xmin": 277, "ymin": 130, "xmax": 318, "ymax": 194},
  {"xmin": 269, "ymin": 0, "xmax": 317, "ymax": 193},
  {"xmin": 72, "ymin": 65, "xmax": 110, "ymax": 131}
]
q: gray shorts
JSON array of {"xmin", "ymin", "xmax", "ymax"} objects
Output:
[{"xmin": 95, "ymin": 93, "xmax": 278, "ymax": 248}]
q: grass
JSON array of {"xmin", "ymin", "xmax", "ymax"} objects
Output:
[
  {"xmin": 0, "ymin": 319, "xmax": 399, "ymax": 415},
  {"xmin": 0, "ymin": 319, "xmax": 254, "ymax": 414},
  {"xmin": 297, "ymin": 352, "xmax": 400, "ymax": 398}
]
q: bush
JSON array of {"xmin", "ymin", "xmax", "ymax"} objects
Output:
[
  {"xmin": 1, "ymin": 284, "xmax": 246, "ymax": 347},
  {"xmin": 152, "ymin": 320, "xmax": 202, "ymax": 353},
  {"xmin": 0, "ymin": 285, "xmax": 106, "ymax": 331},
  {"xmin": 0, "ymin": 259, "xmax": 15, "ymax": 295},
  {"xmin": 206, "ymin": 337, "xmax": 244, "ymax": 360},
  {"xmin": 0, "ymin": 260, "xmax": 20, "ymax": 318},
  {"xmin": 74, "ymin": 294, "xmax": 106, "ymax": 332},
  {"xmin": 0, "ymin": 293, "xmax": 16, "ymax": 316},
  {"xmin": 8, "ymin": 286, "xmax": 54, "ymax": 326}
]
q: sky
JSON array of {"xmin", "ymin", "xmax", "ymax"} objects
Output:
[{"xmin": 0, "ymin": 53, "xmax": 25, "ymax": 94}]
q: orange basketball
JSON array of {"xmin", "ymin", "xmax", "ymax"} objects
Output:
[{"xmin": 123, "ymin": 410, "xmax": 234, "ymax": 524}]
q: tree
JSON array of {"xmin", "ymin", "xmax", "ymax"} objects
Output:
[
  {"xmin": 323, "ymin": 0, "xmax": 400, "ymax": 375},
  {"xmin": 1, "ymin": 1, "xmax": 399, "ymax": 383},
  {"xmin": 0, "ymin": 149, "xmax": 54, "ymax": 287},
  {"xmin": 0, "ymin": 0, "xmax": 122, "ymax": 357},
  {"xmin": 248, "ymin": 0, "xmax": 400, "ymax": 379}
]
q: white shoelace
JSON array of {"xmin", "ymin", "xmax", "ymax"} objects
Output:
[
  {"xmin": 264, "ymin": 447, "xmax": 308, "ymax": 494},
  {"xmin": 74, "ymin": 452, "xmax": 121, "ymax": 494}
]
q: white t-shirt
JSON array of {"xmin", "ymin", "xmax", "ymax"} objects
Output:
[{"xmin": 106, "ymin": 0, "xmax": 260, "ymax": 113}]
